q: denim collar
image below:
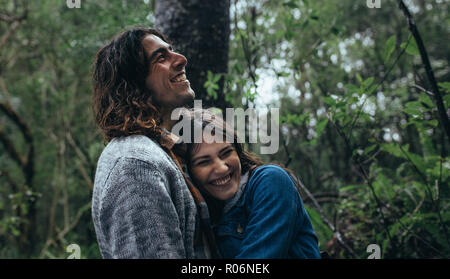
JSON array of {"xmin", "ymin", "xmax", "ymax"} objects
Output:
[{"xmin": 223, "ymin": 171, "xmax": 249, "ymax": 215}]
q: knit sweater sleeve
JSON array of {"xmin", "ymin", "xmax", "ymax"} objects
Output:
[{"xmin": 97, "ymin": 157, "xmax": 185, "ymax": 258}]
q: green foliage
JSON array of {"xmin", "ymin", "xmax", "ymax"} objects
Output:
[
  {"xmin": 305, "ymin": 206, "xmax": 333, "ymax": 250},
  {"xmin": 401, "ymin": 36, "xmax": 420, "ymax": 56},
  {"xmin": 228, "ymin": 0, "xmax": 450, "ymax": 258},
  {"xmin": 0, "ymin": 0, "xmax": 448, "ymax": 259},
  {"xmin": 0, "ymin": 0, "xmax": 152, "ymax": 258},
  {"xmin": 384, "ymin": 35, "xmax": 396, "ymax": 63},
  {"xmin": 204, "ymin": 71, "xmax": 222, "ymax": 100}
]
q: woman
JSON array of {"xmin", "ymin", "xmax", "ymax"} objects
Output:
[{"xmin": 178, "ymin": 109, "xmax": 321, "ymax": 259}]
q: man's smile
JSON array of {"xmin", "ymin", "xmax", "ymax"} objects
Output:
[{"xmin": 170, "ymin": 72, "xmax": 188, "ymax": 83}]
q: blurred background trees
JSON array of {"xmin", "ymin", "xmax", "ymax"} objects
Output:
[{"xmin": 0, "ymin": 0, "xmax": 448, "ymax": 258}]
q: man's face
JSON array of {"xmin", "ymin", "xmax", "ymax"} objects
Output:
[{"xmin": 142, "ymin": 34, "xmax": 195, "ymax": 111}]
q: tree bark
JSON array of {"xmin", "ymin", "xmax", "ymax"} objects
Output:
[{"xmin": 155, "ymin": 0, "xmax": 231, "ymax": 111}]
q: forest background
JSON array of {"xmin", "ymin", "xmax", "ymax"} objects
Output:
[{"xmin": 0, "ymin": 0, "xmax": 448, "ymax": 259}]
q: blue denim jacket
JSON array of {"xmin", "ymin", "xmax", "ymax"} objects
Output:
[{"xmin": 213, "ymin": 165, "xmax": 321, "ymax": 259}]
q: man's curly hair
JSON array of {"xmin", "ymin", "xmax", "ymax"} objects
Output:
[{"xmin": 92, "ymin": 27, "xmax": 167, "ymax": 142}]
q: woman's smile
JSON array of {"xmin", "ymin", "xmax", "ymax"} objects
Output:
[
  {"xmin": 210, "ymin": 172, "xmax": 232, "ymax": 186},
  {"xmin": 190, "ymin": 136, "xmax": 242, "ymax": 201}
]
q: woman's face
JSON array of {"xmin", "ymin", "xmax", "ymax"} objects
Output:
[{"xmin": 190, "ymin": 135, "xmax": 242, "ymax": 201}]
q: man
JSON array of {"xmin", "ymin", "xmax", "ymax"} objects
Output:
[{"xmin": 91, "ymin": 27, "xmax": 211, "ymax": 258}]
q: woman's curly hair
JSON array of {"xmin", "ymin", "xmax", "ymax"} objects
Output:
[{"xmin": 92, "ymin": 27, "xmax": 167, "ymax": 142}]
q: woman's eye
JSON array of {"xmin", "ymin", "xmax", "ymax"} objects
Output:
[
  {"xmin": 196, "ymin": 160, "xmax": 209, "ymax": 166},
  {"xmin": 221, "ymin": 149, "xmax": 233, "ymax": 157},
  {"xmin": 157, "ymin": 54, "xmax": 165, "ymax": 61}
]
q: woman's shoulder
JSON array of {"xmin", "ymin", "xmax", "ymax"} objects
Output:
[
  {"xmin": 251, "ymin": 164, "xmax": 292, "ymax": 181},
  {"xmin": 246, "ymin": 164, "xmax": 297, "ymax": 194}
]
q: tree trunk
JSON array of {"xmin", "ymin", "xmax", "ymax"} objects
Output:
[{"xmin": 155, "ymin": 0, "xmax": 231, "ymax": 111}]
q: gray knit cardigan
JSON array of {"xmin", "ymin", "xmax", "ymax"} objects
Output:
[{"xmin": 91, "ymin": 134, "xmax": 200, "ymax": 258}]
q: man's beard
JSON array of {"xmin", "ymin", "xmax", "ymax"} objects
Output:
[{"xmin": 157, "ymin": 89, "xmax": 196, "ymax": 120}]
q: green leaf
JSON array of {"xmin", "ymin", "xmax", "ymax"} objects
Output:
[
  {"xmin": 213, "ymin": 73, "xmax": 221, "ymax": 83},
  {"xmin": 323, "ymin": 96, "xmax": 336, "ymax": 106},
  {"xmin": 418, "ymin": 93, "xmax": 434, "ymax": 108},
  {"xmin": 305, "ymin": 206, "xmax": 333, "ymax": 243},
  {"xmin": 444, "ymin": 94, "xmax": 450, "ymax": 108},
  {"xmin": 363, "ymin": 77, "xmax": 374, "ymax": 88},
  {"xmin": 438, "ymin": 82, "xmax": 450, "ymax": 94},
  {"xmin": 407, "ymin": 152, "xmax": 426, "ymax": 174},
  {"xmin": 384, "ymin": 35, "xmax": 396, "ymax": 63},
  {"xmin": 356, "ymin": 73, "xmax": 363, "ymax": 84},
  {"xmin": 380, "ymin": 142, "xmax": 404, "ymax": 158},
  {"xmin": 316, "ymin": 118, "xmax": 329, "ymax": 137},
  {"xmin": 373, "ymin": 172, "xmax": 395, "ymax": 200},
  {"xmin": 11, "ymin": 227, "xmax": 20, "ymax": 237},
  {"xmin": 233, "ymin": 63, "xmax": 243, "ymax": 75},
  {"xmin": 282, "ymin": 1, "xmax": 299, "ymax": 9},
  {"xmin": 366, "ymin": 84, "xmax": 378, "ymax": 95},
  {"xmin": 404, "ymin": 101, "xmax": 423, "ymax": 116},
  {"xmin": 364, "ymin": 144, "xmax": 378, "ymax": 155},
  {"xmin": 339, "ymin": 185, "xmax": 364, "ymax": 192},
  {"xmin": 277, "ymin": 71, "xmax": 290, "ymax": 78},
  {"xmin": 344, "ymin": 84, "xmax": 359, "ymax": 93},
  {"xmin": 427, "ymin": 119, "xmax": 438, "ymax": 127},
  {"xmin": 310, "ymin": 10, "xmax": 319, "ymax": 21},
  {"xmin": 405, "ymin": 37, "xmax": 420, "ymax": 56}
]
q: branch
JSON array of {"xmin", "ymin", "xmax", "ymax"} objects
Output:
[
  {"xmin": 66, "ymin": 131, "xmax": 94, "ymax": 189},
  {"xmin": 0, "ymin": 77, "xmax": 12, "ymax": 104},
  {"xmin": 295, "ymin": 175, "xmax": 358, "ymax": 258},
  {"xmin": 57, "ymin": 202, "xmax": 91, "ymax": 243},
  {"xmin": 348, "ymin": 36, "xmax": 410, "ymax": 136},
  {"xmin": 40, "ymin": 202, "xmax": 92, "ymax": 259},
  {"xmin": 0, "ymin": 168, "xmax": 19, "ymax": 194},
  {"xmin": 397, "ymin": 144, "xmax": 450, "ymax": 247},
  {"xmin": 0, "ymin": 102, "xmax": 33, "ymax": 146},
  {"xmin": 233, "ymin": 2, "xmax": 257, "ymax": 88},
  {"xmin": 0, "ymin": 101, "xmax": 34, "ymax": 186},
  {"xmin": 280, "ymin": 127, "xmax": 292, "ymax": 167},
  {"xmin": 328, "ymin": 117, "xmax": 396, "ymax": 249},
  {"xmin": 398, "ymin": 0, "xmax": 450, "ymax": 142},
  {"xmin": 0, "ymin": 7, "xmax": 27, "ymax": 50},
  {"xmin": 0, "ymin": 100, "xmax": 36, "ymax": 255},
  {"xmin": 0, "ymin": 126, "xmax": 26, "ymax": 167},
  {"xmin": 412, "ymin": 84, "xmax": 434, "ymax": 96},
  {"xmin": 0, "ymin": 168, "xmax": 22, "ymax": 218},
  {"xmin": 0, "ymin": 11, "xmax": 26, "ymax": 23}
]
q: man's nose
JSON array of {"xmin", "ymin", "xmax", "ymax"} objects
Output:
[{"xmin": 172, "ymin": 51, "xmax": 188, "ymax": 71}]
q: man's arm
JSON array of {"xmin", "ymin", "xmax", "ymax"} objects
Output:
[{"xmin": 98, "ymin": 157, "xmax": 185, "ymax": 258}]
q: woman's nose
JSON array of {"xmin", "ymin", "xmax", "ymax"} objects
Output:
[{"xmin": 213, "ymin": 159, "xmax": 229, "ymax": 174}]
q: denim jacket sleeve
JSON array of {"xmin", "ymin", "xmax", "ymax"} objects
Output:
[{"xmin": 235, "ymin": 165, "xmax": 318, "ymax": 259}]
